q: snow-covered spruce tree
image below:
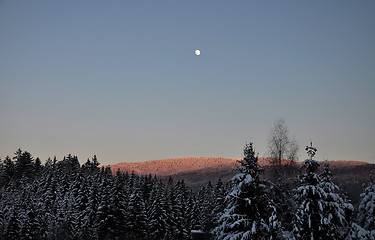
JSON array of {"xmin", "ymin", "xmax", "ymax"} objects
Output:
[
  {"xmin": 198, "ymin": 181, "xmax": 215, "ymax": 232},
  {"xmin": 80, "ymin": 177, "xmax": 99, "ymax": 240},
  {"xmin": 211, "ymin": 179, "xmax": 228, "ymax": 230},
  {"xmin": 345, "ymin": 223, "xmax": 374, "ymax": 240},
  {"xmin": 108, "ymin": 175, "xmax": 127, "ymax": 239},
  {"xmin": 125, "ymin": 181, "xmax": 147, "ymax": 240},
  {"xmin": 0, "ymin": 156, "xmax": 15, "ymax": 189},
  {"xmin": 95, "ymin": 170, "xmax": 113, "ymax": 240},
  {"xmin": 4, "ymin": 208, "xmax": 21, "ymax": 240},
  {"xmin": 175, "ymin": 180, "xmax": 191, "ymax": 239},
  {"xmin": 356, "ymin": 173, "xmax": 375, "ymax": 236},
  {"xmin": 13, "ymin": 149, "xmax": 35, "ymax": 182},
  {"xmin": 318, "ymin": 161, "xmax": 354, "ymax": 239},
  {"xmin": 292, "ymin": 143, "xmax": 329, "ymax": 240},
  {"xmin": 147, "ymin": 181, "xmax": 168, "ymax": 240},
  {"xmin": 164, "ymin": 180, "xmax": 184, "ymax": 240},
  {"xmin": 187, "ymin": 195, "xmax": 200, "ymax": 231},
  {"xmin": 20, "ymin": 207, "xmax": 42, "ymax": 240},
  {"xmin": 0, "ymin": 200, "xmax": 3, "ymax": 240},
  {"xmin": 213, "ymin": 142, "xmax": 281, "ymax": 240}
]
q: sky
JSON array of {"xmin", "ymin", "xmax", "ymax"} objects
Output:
[{"xmin": 1, "ymin": 0, "xmax": 375, "ymax": 165}]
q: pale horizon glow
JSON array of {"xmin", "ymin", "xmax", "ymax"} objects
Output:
[{"xmin": 0, "ymin": 1, "xmax": 374, "ymax": 165}]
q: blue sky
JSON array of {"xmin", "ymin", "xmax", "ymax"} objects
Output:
[{"xmin": 1, "ymin": 0, "xmax": 374, "ymax": 165}]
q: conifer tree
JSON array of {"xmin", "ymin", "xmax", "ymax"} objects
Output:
[
  {"xmin": 186, "ymin": 195, "xmax": 200, "ymax": 231},
  {"xmin": 71, "ymin": 173, "xmax": 90, "ymax": 239},
  {"xmin": 125, "ymin": 181, "xmax": 147, "ymax": 240},
  {"xmin": 147, "ymin": 182, "xmax": 168, "ymax": 240},
  {"xmin": 34, "ymin": 157, "xmax": 42, "ymax": 176},
  {"xmin": 356, "ymin": 173, "xmax": 375, "ymax": 236},
  {"xmin": 95, "ymin": 192, "xmax": 111, "ymax": 239},
  {"xmin": 174, "ymin": 180, "xmax": 191, "ymax": 239},
  {"xmin": 211, "ymin": 179, "xmax": 227, "ymax": 230},
  {"xmin": 213, "ymin": 142, "xmax": 281, "ymax": 240},
  {"xmin": 4, "ymin": 208, "xmax": 21, "ymax": 240},
  {"xmin": 13, "ymin": 150, "xmax": 35, "ymax": 181},
  {"xmin": 164, "ymin": 181, "xmax": 180, "ymax": 239},
  {"xmin": 95, "ymin": 169, "xmax": 116, "ymax": 240},
  {"xmin": 319, "ymin": 161, "xmax": 354, "ymax": 239},
  {"xmin": 199, "ymin": 181, "xmax": 214, "ymax": 232},
  {"xmin": 0, "ymin": 202, "xmax": 4, "ymax": 240},
  {"xmin": 110, "ymin": 174, "xmax": 128, "ymax": 239},
  {"xmin": 0, "ymin": 156, "xmax": 14, "ymax": 189},
  {"xmin": 345, "ymin": 223, "xmax": 374, "ymax": 240},
  {"xmin": 292, "ymin": 143, "xmax": 329, "ymax": 240},
  {"xmin": 81, "ymin": 178, "xmax": 99, "ymax": 239},
  {"xmin": 20, "ymin": 207, "xmax": 41, "ymax": 240}
]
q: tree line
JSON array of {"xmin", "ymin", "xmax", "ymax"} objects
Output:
[
  {"xmin": 0, "ymin": 143, "xmax": 374, "ymax": 239},
  {"xmin": 0, "ymin": 149, "xmax": 232, "ymax": 240}
]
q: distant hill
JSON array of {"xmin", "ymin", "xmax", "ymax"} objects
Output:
[
  {"xmin": 105, "ymin": 156, "xmax": 369, "ymax": 176},
  {"xmin": 320, "ymin": 160, "xmax": 369, "ymax": 168},
  {"xmin": 105, "ymin": 156, "xmax": 241, "ymax": 176},
  {"xmin": 104, "ymin": 157, "xmax": 371, "ymax": 195}
]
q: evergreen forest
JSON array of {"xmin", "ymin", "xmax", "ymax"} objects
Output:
[{"xmin": 0, "ymin": 144, "xmax": 374, "ymax": 240}]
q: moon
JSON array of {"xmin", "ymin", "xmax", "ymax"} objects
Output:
[{"xmin": 195, "ymin": 49, "xmax": 200, "ymax": 56}]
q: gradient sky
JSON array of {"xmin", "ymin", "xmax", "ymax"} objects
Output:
[{"xmin": 1, "ymin": 0, "xmax": 375, "ymax": 165}]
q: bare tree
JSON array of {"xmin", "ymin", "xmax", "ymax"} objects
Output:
[
  {"xmin": 267, "ymin": 118, "xmax": 299, "ymax": 167},
  {"xmin": 267, "ymin": 119, "xmax": 299, "ymax": 230}
]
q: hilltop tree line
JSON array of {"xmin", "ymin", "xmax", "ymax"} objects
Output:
[{"xmin": 0, "ymin": 145, "xmax": 374, "ymax": 239}]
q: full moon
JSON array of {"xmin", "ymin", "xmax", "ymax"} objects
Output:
[{"xmin": 195, "ymin": 49, "xmax": 200, "ymax": 56}]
